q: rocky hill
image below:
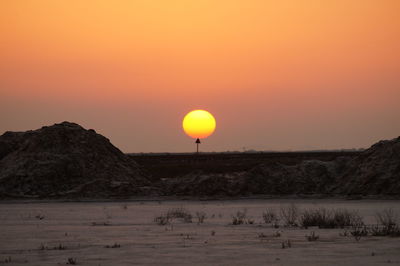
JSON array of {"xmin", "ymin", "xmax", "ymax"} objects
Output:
[
  {"xmin": 163, "ymin": 138, "xmax": 400, "ymax": 196},
  {"xmin": 0, "ymin": 122, "xmax": 154, "ymax": 198},
  {"xmin": 0, "ymin": 122, "xmax": 398, "ymax": 199},
  {"xmin": 334, "ymin": 137, "xmax": 400, "ymax": 195}
]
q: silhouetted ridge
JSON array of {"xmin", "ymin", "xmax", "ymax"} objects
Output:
[
  {"xmin": 0, "ymin": 122, "xmax": 153, "ymax": 198},
  {"xmin": 0, "ymin": 122, "xmax": 398, "ymax": 199},
  {"xmin": 163, "ymin": 137, "xmax": 400, "ymax": 196},
  {"xmin": 335, "ymin": 136, "xmax": 400, "ymax": 195}
]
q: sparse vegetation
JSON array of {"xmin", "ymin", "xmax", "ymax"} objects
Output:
[
  {"xmin": 105, "ymin": 243, "xmax": 121, "ymax": 248},
  {"xmin": 306, "ymin": 231, "xmax": 319, "ymax": 241},
  {"xmin": 91, "ymin": 221, "xmax": 111, "ymax": 226},
  {"xmin": 281, "ymin": 239, "xmax": 292, "ymax": 249},
  {"xmin": 350, "ymin": 225, "xmax": 368, "ymax": 241},
  {"xmin": 154, "ymin": 208, "xmax": 193, "ymax": 225},
  {"xmin": 195, "ymin": 211, "xmax": 207, "ymax": 224},
  {"xmin": 39, "ymin": 243, "xmax": 66, "ymax": 250},
  {"xmin": 231, "ymin": 209, "xmax": 247, "ymax": 225},
  {"xmin": 371, "ymin": 209, "xmax": 400, "ymax": 237},
  {"xmin": 154, "ymin": 215, "xmax": 170, "ymax": 225},
  {"xmin": 280, "ymin": 204, "xmax": 299, "ymax": 227},
  {"xmin": 376, "ymin": 209, "xmax": 398, "ymax": 230},
  {"xmin": 258, "ymin": 232, "xmax": 268, "ymax": 238},
  {"xmin": 339, "ymin": 229, "xmax": 349, "ymax": 237},
  {"xmin": 67, "ymin": 257, "xmax": 77, "ymax": 265},
  {"xmin": 299, "ymin": 208, "xmax": 363, "ymax": 229},
  {"xmin": 167, "ymin": 208, "xmax": 192, "ymax": 223},
  {"xmin": 231, "ymin": 209, "xmax": 254, "ymax": 225},
  {"xmin": 262, "ymin": 208, "xmax": 279, "ymax": 227},
  {"xmin": 272, "ymin": 231, "xmax": 282, "ymax": 237},
  {"xmin": 35, "ymin": 214, "xmax": 45, "ymax": 220},
  {"xmin": 300, "ymin": 208, "xmax": 331, "ymax": 228},
  {"xmin": 336, "ymin": 208, "xmax": 400, "ymax": 239}
]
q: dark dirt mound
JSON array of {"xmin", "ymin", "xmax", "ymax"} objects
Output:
[
  {"xmin": 334, "ymin": 137, "xmax": 400, "ymax": 195},
  {"xmin": 163, "ymin": 137, "xmax": 400, "ymax": 196},
  {"xmin": 1, "ymin": 121, "xmax": 398, "ymax": 199},
  {"xmin": 163, "ymin": 171, "xmax": 246, "ymax": 196},
  {"xmin": 0, "ymin": 122, "xmax": 153, "ymax": 198},
  {"xmin": 241, "ymin": 158, "xmax": 349, "ymax": 195},
  {"xmin": 163, "ymin": 159, "xmax": 349, "ymax": 197}
]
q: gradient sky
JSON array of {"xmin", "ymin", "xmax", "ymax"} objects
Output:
[{"xmin": 1, "ymin": 0, "xmax": 399, "ymax": 152}]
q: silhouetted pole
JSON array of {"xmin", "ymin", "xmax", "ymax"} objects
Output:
[{"xmin": 195, "ymin": 138, "xmax": 201, "ymax": 154}]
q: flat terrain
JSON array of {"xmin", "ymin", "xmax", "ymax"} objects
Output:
[{"xmin": 1, "ymin": 199, "xmax": 399, "ymax": 265}]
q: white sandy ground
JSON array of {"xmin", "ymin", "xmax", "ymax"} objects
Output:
[{"xmin": 0, "ymin": 199, "xmax": 400, "ymax": 266}]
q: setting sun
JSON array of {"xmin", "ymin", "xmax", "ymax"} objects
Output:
[{"xmin": 182, "ymin": 110, "xmax": 216, "ymax": 139}]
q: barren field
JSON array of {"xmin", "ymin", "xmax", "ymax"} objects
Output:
[{"xmin": 1, "ymin": 199, "xmax": 400, "ymax": 266}]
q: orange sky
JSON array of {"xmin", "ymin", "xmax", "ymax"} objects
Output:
[{"xmin": 1, "ymin": 0, "xmax": 399, "ymax": 152}]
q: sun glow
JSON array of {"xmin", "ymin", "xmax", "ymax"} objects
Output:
[{"xmin": 182, "ymin": 110, "xmax": 216, "ymax": 139}]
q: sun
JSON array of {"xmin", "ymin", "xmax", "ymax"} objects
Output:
[{"xmin": 182, "ymin": 110, "xmax": 216, "ymax": 139}]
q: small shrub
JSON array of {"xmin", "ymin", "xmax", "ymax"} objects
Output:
[
  {"xmin": 105, "ymin": 243, "xmax": 121, "ymax": 248},
  {"xmin": 300, "ymin": 208, "xmax": 332, "ymax": 228},
  {"xmin": 155, "ymin": 208, "xmax": 193, "ymax": 225},
  {"xmin": 91, "ymin": 221, "xmax": 111, "ymax": 226},
  {"xmin": 348, "ymin": 211, "xmax": 366, "ymax": 241},
  {"xmin": 350, "ymin": 225, "xmax": 368, "ymax": 241},
  {"xmin": 376, "ymin": 209, "xmax": 397, "ymax": 228},
  {"xmin": 339, "ymin": 230, "xmax": 349, "ymax": 237},
  {"xmin": 272, "ymin": 231, "xmax": 282, "ymax": 237},
  {"xmin": 306, "ymin": 231, "xmax": 319, "ymax": 241},
  {"xmin": 258, "ymin": 232, "xmax": 268, "ymax": 238},
  {"xmin": 39, "ymin": 243, "xmax": 66, "ymax": 250},
  {"xmin": 167, "ymin": 208, "xmax": 192, "ymax": 223},
  {"xmin": 333, "ymin": 209, "xmax": 363, "ymax": 228},
  {"xmin": 35, "ymin": 214, "xmax": 45, "ymax": 220},
  {"xmin": 370, "ymin": 225, "xmax": 387, "ymax": 236},
  {"xmin": 67, "ymin": 257, "xmax": 77, "ymax": 265},
  {"xmin": 54, "ymin": 244, "xmax": 66, "ymax": 250},
  {"xmin": 281, "ymin": 239, "xmax": 291, "ymax": 249},
  {"xmin": 195, "ymin": 211, "xmax": 207, "ymax": 224},
  {"xmin": 371, "ymin": 209, "xmax": 400, "ymax": 237},
  {"xmin": 154, "ymin": 215, "xmax": 169, "ymax": 225},
  {"xmin": 262, "ymin": 209, "xmax": 279, "ymax": 227},
  {"xmin": 374, "ymin": 208, "xmax": 399, "ymax": 236},
  {"xmin": 231, "ymin": 209, "xmax": 253, "ymax": 225},
  {"xmin": 280, "ymin": 204, "xmax": 299, "ymax": 227},
  {"xmin": 262, "ymin": 209, "xmax": 277, "ymax": 223},
  {"xmin": 299, "ymin": 208, "xmax": 363, "ymax": 229},
  {"xmin": 211, "ymin": 230, "xmax": 216, "ymax": 236}
]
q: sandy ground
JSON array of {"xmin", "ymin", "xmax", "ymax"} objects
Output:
[{"xmin": 0, "ymin": 199, "xmax": 400, "ymax": 266}]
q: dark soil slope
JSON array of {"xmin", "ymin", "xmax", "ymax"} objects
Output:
[
  {"xmin": 335, "ymin": 137, "xmax": 400, "ymax": 195},
  {"xmin": 163, "ymin": 138, "xmax": 400, "ymax": 196},
  {"xmin": 0, "ymin": 121, "xmax": 398, "ymax": 199},
  {"xmin": 0, "ymin": 122, "xmax": 153, "ymax": 198}
]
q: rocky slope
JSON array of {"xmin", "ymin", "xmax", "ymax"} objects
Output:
[
  {"xmin": 0, "ymin": 122, "xmax": 154, "ymax": 198},
  {"xmin": 0, "ymin": 121, "xmax": 398, "ymax": 199},
  {"xmin": 334, "ymin": 137, "xmax": 400, "ymax": 195},
  {"xmin": 164, "ymin": 138, "xmax": 400, "ymax": 196}
]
